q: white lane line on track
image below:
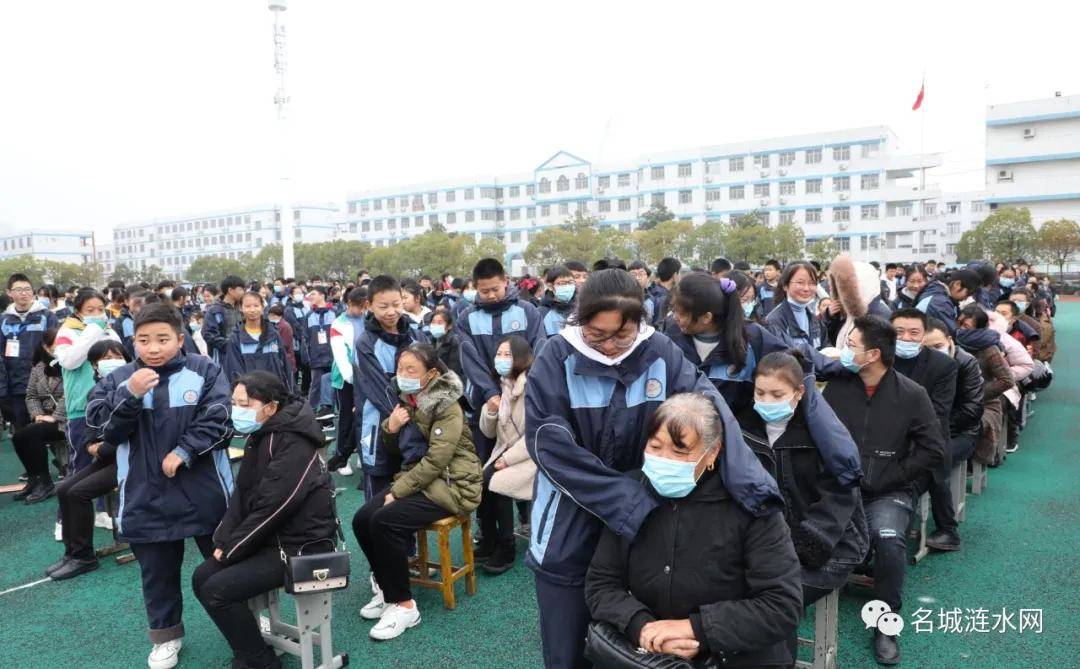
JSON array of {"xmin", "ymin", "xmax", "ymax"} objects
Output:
[{"xmin": 0, "ymin": 577, "xmax": 51, "ymax": 596}]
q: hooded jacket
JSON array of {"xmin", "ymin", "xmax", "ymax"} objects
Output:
[
  {"xmin": 85, "ymin": 352, "xmax": 234, "ymax": 543},
  {"xmin": 304, "ymin": 306, "xmax": 337, "ymax": 369},
  {"xmin": 827, "ymin": 255, "xmax": 894, "ymax": 345},
  {"xmin": 351, "ymin": 314, "xmax": 428, "ymax": 476},
  {"xmin": 223, "ymin": 318, "xmax": 293, "ymax": 388},
  {"xmin": 383, "ymin": 370, "xmax": 483, "ymax": 515},
  {"xmin": 202, "ymin": 298, "xmax": 241, "ymax": 363},
  {"xmin": 55, "ymin": 316, "xmax": 122, "ymax": 420},
  {"xmin": 113, "ymin": 306, "xmax": 137, "ymax": 358},
  {"xmin": 213, "ymin": 399, "xmax": 336, "ymax": 565},
  {"xmin": 283, "ymin": 299, "xmax": 310, "ymax": 364},
  {"xmin": 524, "ymin": 329, "xmax": 784, "ymax": 587},
  {"xmin": 538, "ymin": 294, "xmax": 574, "ymax": 336},
  {"xmin": 914, "ymin": 281, "xmax": 960, "ymax": 335},
  {"xmin": 457, "ymin": 287, "xmax": 546, "ymax": 410},
  {"xmin": 0, "ymin": 301, "xmax": 57, "ymax": 397},
  {"xmin": 646, "ymin": 283, "xmax": 672, "ymax": 328},
  {"xmin": 585, "ymin": 468, "xmax": 802, "ymax": 668}
]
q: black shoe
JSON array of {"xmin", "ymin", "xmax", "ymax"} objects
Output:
[
  {"xmin": 315, "ymin": 407, "xmax": 336, "ymax": 421},
  {"xmin": 12, "ymin": 476, "xmax": 37, "ymax": 501},
  {"xmin": 50, "ymin": 558, "xmax": 100, "ymax": 581},
  {"xmin": 926, "ymin": 529, "xmax": 962, "ymax": 552},
  {"xmin": 1005, "ymin": 443, "xmax": 1019, "ymax": 454},
  {"xmin": 481, "ymin": 546, "xmax": 515, "ymax": 575},
  {"xmin": 474, "ymin": 539, "xmax": 497, "ymax": 563},
  {"xmin": 873, "ymin": 630, "xmax": 900, "ymax": 665},
  {"xmin": 45, "ymin": 557, "xmax": 70, "ymax": 577},
  {"xmin": 24, "ymin": 478, "xmax": 55, "ymax": 504}
]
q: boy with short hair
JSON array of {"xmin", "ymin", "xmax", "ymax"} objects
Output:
[
  {"xmin": 0, "ymin": 273, "xmax": 57, "ymax": 429},
  {"xmin": 86, "ymin": 303, "xmax": 233, "ymax": 669},
  {"xmin": 303, "ymin": 285, "xmax": 336, "ymax": 414}
]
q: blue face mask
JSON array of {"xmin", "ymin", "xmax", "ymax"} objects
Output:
[
  {"xmin": 839, "ymin": 345, "xmax": 864, "ymax": 373},
  {"xmin": 36, "ymin": 297, "xmax": 51, "ymax": 308},
  {"xmin": 463, "ymin": 290, "xmax": 477, "ymax": 303},
  {"xmin": 397, "ymin": 375, "xmax": 423, "ymax": 394},
  {"xmin": 895, "ymin": 339, "xmax": 922, "ymax": 359},
  {"xmin": 754, "ymin": 396, "xmax": 796, "ymax": 423},
  {"xmin": 1014, "ymin": 301, "xmax": 1028, "ymax": 313},
  {"xmin": 494, "ymin": 358, "xmax": 513, "ymax": 377},
  {"xmin": 999, "ymin": 277, "xmax": 1015, "ymax": 288},
  {"xmin": 554, "ymin": 285, "xmax": 576, "ymax": 303},
  {"xmin": 231, "ymin": 406, "xmax": 263, "ymax": 434},
  {"xmin": 742, "ymin": 301, "xmax": 755, "ymax": 318},
  {"xmin": 429, "ymin": 324, "xmax": 446, "ymax": 339},
  {"xmin": 96, "ymin": 359, "xmax": 126, "ymax": 378},
  {"xmin": 642, "ymin": 449, "xmax": 712, "ymax": 499}
]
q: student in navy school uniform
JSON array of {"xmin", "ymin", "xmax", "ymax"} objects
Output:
[
  {"xmin": 283, "ymin": 285, "xmax": 311, "ymax": 396},
  {"xmin": 456, "ymin": 258, "xmax": 546, "ymax": 463},
  {"xmin": 201, "ymin": 275, "xmax": 246, "ymax": 365},
  {"xmin": 757, "ymin": 259, "xmax": 782, "ymax": 316},
  {"xmin": 524, "ymin": 269, "xmax": 786, "ymax": 669},
  {"xmin": 538, "ymin": 265, "xmax": 577, "ymax": 336},
  {"xmin": 628, "ymin": 261, "xmax": 658, "ymax": 324},
  {"xmin": 302, "ymin": 286, "xmax": 336, "ymax": 414},
  {"xmin": 645, "ymin": 257, "xmax": 680, "ymax": 328},
  {"xmin": 1, "ymin": 273, "xmax": 58, "ymax": 431},
  {"xmin": 764, "ymin": 261, "xmax": 828, "ymax": 353},
  {"xmin": 85, "ymin": 303, "xmax": 233, "ymax": 669},
  {"xmin": 222, "ymin": 291, "xmax": 293, "ymax": 389}
]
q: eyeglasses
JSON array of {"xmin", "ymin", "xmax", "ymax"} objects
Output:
[
  {"xmin": 582, "ymin": 326, "xmax": 640, "ymax": 351},
  {"xmin": 9, "ymin": 287, "xmax": 32, "ymax": 294},
  {"xmin": 788, "ymin": 280, "xmax": 815, "ymax": 289}
]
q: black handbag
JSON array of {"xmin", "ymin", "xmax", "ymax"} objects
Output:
[
  {"xmin": 584, "ymin": 621, "xmax": 696, "ymax": 669},
  {"xmin": 279, "ymin": 491, "xmax": 351, "ymax": 594}
]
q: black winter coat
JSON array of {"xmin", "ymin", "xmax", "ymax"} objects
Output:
[
  {"xmin": 823, "ymin": 369, "xmax": 945, "ymax": 499},
  {"xmin": 434, "ymin": 331, "xmax": 463, "ymax": 380},
  {"xmin": 213, "ymin": 399, "xmax": 337, "ymax": 565},
  {"xmin": 585, "ymin": 469, "xmax": 802, "ymax": 668},
  {"xmin": 737, "ymin": 406, "xmax": 869, "ymax": 587},
  {"xmin": 893, "ymin": 347, "xmax": 958, "ymax": 447},
  {"xmin": 950, "ymin": 347, "xmax": 984, "ymax": 438}
]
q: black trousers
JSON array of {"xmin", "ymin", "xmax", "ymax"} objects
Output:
[
  {"xmin": 192, "ymin": 547, "xmax": 283, "ymax": 667},
  {"xmin": 478, "ymin": 464, "xmax": 515, "ymax": 552},
  {"xmin": 130, "ymin": 536, "xmax": 214, "ymax": 643},
  {"xmin": 56, "ymin": 457, "xmax": 117, "ymax": 560},
  {"xmin": 335, "ymin": 384, "xmax": 355, "ymax": 460},
  {"xmin": 12, "ymin": 420, "xmax": 65, "ymax": 478},
  {"xmin": 930, "ymin": 434, "xmax": 976, "ymax": 534},
  {"xmin": 0, "ymin": 395, "xmax": 31, "ymax": 431},
  {"xmin": 298, "ymin": 360, "xmax": 311, "ymax": 397},
  {"xmin": 352, "ymin": 489, "xmax": 447, "ymax": 604},
  {"xmin": 534, "ymin": 574, "xmax": 591, "ymax": 669}
]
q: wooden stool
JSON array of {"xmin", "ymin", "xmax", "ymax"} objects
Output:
[
  {"xmin": 796, "ymin": 588, "xmax": 839, "ymax": 669},
  {"xmin": 249, "ymin": 589, "xmax": 348, "ymax": 669},
  {"xmin": 951, "ymin": 461, "xmax": 968, "ymax": 522},
  {"xmin": 408, "ymin": 515, "xmax": 477, "ymax": 609}
]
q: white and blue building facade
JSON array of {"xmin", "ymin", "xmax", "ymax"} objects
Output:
[
  {"xmin": 0, "ymin": 230, "xmax": 96, "ymax": 265},
  {"xmin": 111, "ymin": 203, "xmax": 339, "ymax": 279},
  {"xmin": 339, "ymin": 126, "xmax": 965, "ymax": 272}
]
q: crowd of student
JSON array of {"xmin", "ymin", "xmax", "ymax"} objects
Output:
[{"xmin": 0, "ymin": 250, "xmax": 1057, "ymax": 669}]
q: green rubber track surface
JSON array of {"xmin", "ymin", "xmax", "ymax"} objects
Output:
[{"xmin": 0, "ymin": 304, "xmax": 1077, "ymax": 668}]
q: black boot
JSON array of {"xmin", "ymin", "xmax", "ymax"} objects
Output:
[
  {"xmin": 873, "ymin": 630, "xmax": 900, "ymax": 665},
  {"xmin": 474, "ymin": 536, "xmax": 497, "ymax": 563},
  {"xmin": 24, "ymin": 476, "xmax": 55, "ymax": 504},
  {"xmin": 12, "ymin": 476, "xmax": 37, "ymax": 501},
  {"xmin": 481, "ymin": 540, "xmax": 516, "ymax": 575},
  {"xmin": 926, "ymin": 529, "xmax": 962, "ymax": 552}
]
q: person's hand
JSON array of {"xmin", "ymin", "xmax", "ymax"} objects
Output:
[
  {"xmin": 640, "ymin": 619, "xmax": 696, "ymax": 654},
  {"xmin": 87, "ymin": 442, "xmax": 102, "ymax": 457},
  {"xmin": 494, "ymin": 457, "xmax": 507, "ymax": 471},
  {"xmin": 387, "ymin": 405, "xmax": 411, "ymax": 434},
  {"xmin": 162, "ymin": 452, "xmax": 185, "ymax": 478},
  {"xmin": 486, "ymin": 395, "xmax": 501, "ymax": 413},
  {"xmin": 658, "ymin": 638, "xmax": 700, "ymax": 659},
  {"xmin": 827, "ymin": 299, "xmax": 842, "ymax": 316},
  {"xmin": 38, "ymin": 415, "xmax": 56, "ymax": 423},
  {"xmin": 383, "ymin": 492, "xmax": 396, "ymax": 506},
  {"xmin": 213, "ymin": 548, "xmax": 224, "ymax": 562},
  {"xmin": 128, "ymin": 368, "xmax": 160, "ymax": 398}
]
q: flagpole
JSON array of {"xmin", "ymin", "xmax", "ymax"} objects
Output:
[{"xmin": 919, "ymin": 70, "xmax": 926, "ymax": 196}]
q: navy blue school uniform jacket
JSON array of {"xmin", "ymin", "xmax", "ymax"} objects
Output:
[
  {"xmin": 283, "ymin": 300, "xmax": 310, "ymax": 364},
  {"xmin": 223, "ymin": 319, "xmax": 293, "ymax": 388},
  {"xmin": 524, "ymin": 330, "xmax": 785, "ymax": 587},
  {"xmin": 85, "ymin": 352, "xmax": 234, "ymax": 544},
  {"xmin": 538, "ymin": 296, "xmax": 574, "ymax": 336},
  {"xmin": 202, "ymin": 299, "xmax": 241, "ymax": 363},
  {"xmin": 456, "ymin": 288, "xmax": 546, "ymax": 411},
  {"xmin": 352, "ymin": 314, "xmax": 428, "ymax": 477},
  {"xmin": 113, "ymin": 307, "xmax": 137, "ymax": 358},
  {"xmin": 764, "ymin": 299, "xmax": 826, "ymax": 352},
  {"xmin": 757, "ymin": 282, "xmax": 780, "ymax": 316},
  {"xmin": 0, "ymin": 301, "xmax": 57, "ymax": 398},
  {"xmin": 304, "ymin": 307, "xmax": 336, "ymax": 369},
  {"xmin": 645, "ymin": 284, "xmax": 670, "ymax": 328},
  {"xmin": 914, "ymin": 281, "xmax": 960, "ymax": 335}
]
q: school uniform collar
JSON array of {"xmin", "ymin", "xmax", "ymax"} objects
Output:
[{"xmin": 561, "ymin": 323, "xmax": 655, "ymax": 368}]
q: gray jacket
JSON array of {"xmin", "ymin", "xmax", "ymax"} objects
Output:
[{"xmin": 25, "ymin": 362, "xmax": 67, "ymax": 430}]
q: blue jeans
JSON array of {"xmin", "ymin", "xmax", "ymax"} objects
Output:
[{"xmin": 864, "ymin": 491, "xmax": 915, "ymax": 611}]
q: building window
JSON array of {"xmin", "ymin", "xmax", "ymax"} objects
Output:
[
  {"xmin": 557, "ymin": 175, "xmax": 570, "ymax": 192},
  {"xmin": 861, "ymin": 142, "xmax": 880, "ymax": 158},
  {"xmin": 833, "ymin": 176, "xmax": 850, "ymax": 192},
  {"xmin": 677, "ymin": 163, "xmax": 692, "ymax": 178},
  {"xmin": 705, "ymin": 160, "xmax": 723, "ymax": 175},
  {"xmin": 558, "ymin": 202, "xmax": 569, "ymax": 215},
  {"xmin": 348, "ymin": 202, "xmax": 356, "ymax": 214},
  {"xmin": 510, "ymin": 231, "xmax": 521, "ymax": 243},
  {"xmin": 861, "ymin": 205, "xmax": 879, "ymax": 220},
  {"xmin": 806, "ymin": 148, "xmax": 822, "ymax": 164},
  {"xmin": 575, "ymin": 173, "xmax": 588, "ymax": 189},
  {"xmin": 651, "ymin": 192, "xmax": 665, "ymax": 206},
  {"xmin": 509, "ymin": 185, "xmax": 520, "ymax": 197},
  {"xmin": 729, "ymin": 157, "xmax": 744, "ymax": 172},
  {"xmin": 923, "ymin": 202, "xmax": 937, "ymax": 216},
  {"xmin": 678, "ymin": 190, "xmax": 692, "ymax": 204},
  {"xmin": 481, "ymin": 210, "xmax": 496, "ymax": 221},
  {"xmin": 804, "ymin": 178, "xmax": 822, "ymax": 194},
  {"xmin": 527, "ymin": 184, "xmax": 535, "ymax": 196},
  {"xmin": 947, "ymin": 201, "xmax": 960, "ymax": 214},
  {"xmin": 806, "ymin": 208, "xmax": 822, "ymax": 223},
  {"xmin": 598, "ymin": 175, "xmax": 610, "ymax": 189},
  {"xmin": 427, "ymin": 192, "xmax": 437, "ymax": 204},
  {"xmin": 729, "ymin": 185, "xmax": 745, "ymax": 200},
  {"xmin": 753, "ymin": 183, "xmax": 770, "ymax": 198},
  {"xmin": 446, "ymin": 212, "xmax": 457, "ymax": 224},
  {"xmin": 861, "ymin": 173, "xmax": 880, "ymax": 190},
  {"xmin": 464, "ymin": 188, "xmax": 475, "ymax": 200},
  {"xmin": 972, "ymin": 201, "xmax": 985, "ymax": 213},
  {"xmin": 388, "ymin": 219, "xmax": 397, "ymax": 231},
  {"xmin": 779, "ymin": 210, "xmax": 795, "ymax": 224},
  {"xmin": 465, "ymin": 210, "xmax": 475, "ymax": 222},
  {"xmin": 538, "ymin": 178, "xmax": 550, "ymax": 194},
  {"xmin": 837, "ymin": 236, "xmax": 850, "ymax": 251},
  {"xmin": 374, "ymin": 220, "xmax": 383, "ymax": 231},
  {"xmin": 650, "ymin": 166, "xmax": 665, "ymax": 180},
  {"xmin": 833, "ymin": 145, "xmax": 850, "ymax": 161},
  {"xmin": 598, "ymin": 200, "xmax": 611, "ymax": 212},
  {"xmin": 618, "ymin": 198, "xmax": 631, "ymax": 211},
  {"xmin": 541, "ymin": 205, "xmax": 550, "ymax": 217},
  {"xmin": 946, "ymin": 222, "xmax": 961, "ymax": 235},
  {"xmin": 510, "ymin": 208, "xmax": 521, "ymax": 220},
  {"xmin": 443, "ymin": 190, "xmax": 455, "ymax": 203},
  {"xmin": 706, "ymin": 189, "xmax": 721, "ymax": 202},
  {"xmin": 617, "ymin": 173, "xmax": 631, "ymax": 187},
  {"xmin": 527, "ymin": 206, "xmax": 536, "ymax": 218},
  {"xmin": 753, "ymin": 154, "xmax": 770, "ymax": 169},
  {"xmin": 779, "ymin": 181, "xmax": 795, "ymax": 196},
  {"xmin": 429, "ymin": 214, "xmax": 438, "ymax": 225},
  {"xmin": 361, "ymin": 221, "xmax": 370, "ymax": 232},
  {"xmin": 833, "ymin": 206, "xmax": 850, "ymax": 222},
  {"xmin": 480, "ymin": 187, "xmax": 497, "ymax": 199},
  {"xmin": 779, "ymin": 152, "xmax": 795, "ymax": 167}
]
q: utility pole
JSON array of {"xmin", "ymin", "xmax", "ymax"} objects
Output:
[{"xmin": 270, "ymin": 0, "xmax": 295, "ymax": 278}]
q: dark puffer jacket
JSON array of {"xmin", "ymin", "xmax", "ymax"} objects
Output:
[
  {"xmin": 585, "ymin": 469, "xmax": 802, "ymax": 667},
  {"xmin": 213, "ymin": 399, "xmax": 337, "ymax": 564}
]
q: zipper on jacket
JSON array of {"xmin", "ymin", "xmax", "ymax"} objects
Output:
[
  {"xmin": 665, "ymin": 501, "xmax": 678, "ymax": 613},
  {"xmin": 535, "ymin": 490, "xmax": 557, "ymax": 543}
]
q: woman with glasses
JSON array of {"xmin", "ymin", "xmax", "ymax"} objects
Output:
[
  {"xmin": 764, "ymin": 261, "xmax": 827, "ymax": 352},
  {"xmin": 524, "ymin": 269, "xmax": 784, "ymax": 668}
]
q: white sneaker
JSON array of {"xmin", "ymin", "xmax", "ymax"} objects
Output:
[
  {"xmin": 95, "ymin": 512, "xmax": 113, "ymax": 530},
  {"xmin": 54, "ymin": 522, "xmax": 63, "ymax": 542},
  {"xmin": 147, "ymin": 639, "xmax": 182, "ymax": 669},
  {"xmin": 368, "ymin": 603, "xmax": 420, "ymax": 640},
  {"xmin": 337, "ymin": 463, "xmax": 354, "ymax": 476},
  {"xmin": 360, "ymin": 575, "xmax": 386, "ymax": 619}
]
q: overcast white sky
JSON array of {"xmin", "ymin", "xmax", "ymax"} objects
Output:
[{"xmin": 1, "ymin": 0, "xmax": 1076, "ymax": 239}]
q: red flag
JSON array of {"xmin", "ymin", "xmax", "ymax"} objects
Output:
[{"xmin": 912, "ymin": 80, "xmax": 925, "ymax": 111}]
